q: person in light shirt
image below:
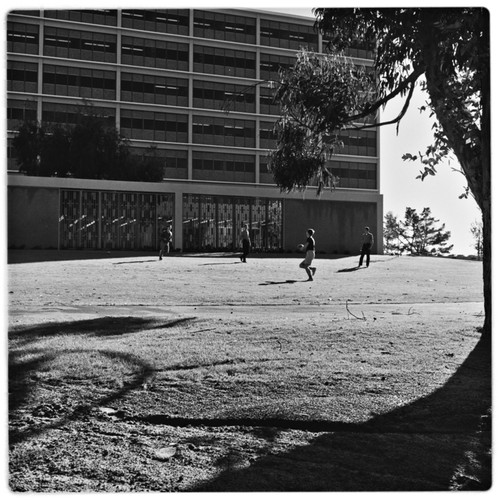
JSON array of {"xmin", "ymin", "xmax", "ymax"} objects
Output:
[{"xmin": 299, "ymin": 228, "xmax": 317, "ymax": 281}]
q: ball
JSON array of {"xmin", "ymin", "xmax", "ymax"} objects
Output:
[{"xmin": 297, "ymin": 244, "xmax": 305, "ymax": 251}]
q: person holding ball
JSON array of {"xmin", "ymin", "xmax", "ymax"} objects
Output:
[{"xmin": 299, "ymin": 228, "xmax": 316, "ymax": 281}]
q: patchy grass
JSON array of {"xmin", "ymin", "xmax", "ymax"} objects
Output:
[
  {"xmin": 7, "ymin": 254, "xmax": 491, "ymax": 492},
  {"xmin": 9, "ymin": 311, "xmax": 491, "ymax": 492}
]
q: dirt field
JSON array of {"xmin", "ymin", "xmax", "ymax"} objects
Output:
[{"xmin": 6, "ymin": 250, "xmax": 491, "ymax": 492}]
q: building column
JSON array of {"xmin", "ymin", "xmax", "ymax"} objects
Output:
[{"xmin": 174, "ymin": 190, "xmax": 183, "ymax": 251}]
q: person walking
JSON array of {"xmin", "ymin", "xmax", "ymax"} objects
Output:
[
  {"xmin": 159, "ymin": 224, "xmax": 173, "ymax": 260},
  {"xmin": 358, "ymin": 226, "xmax": 374, "ymax": 267},
  {"xmin": 299, "ymin": 228, "xmax": 317, "ymax": 281},
  {"xmin": 240, "ymin": 223, "xmax": 251, "ymax": 263}
]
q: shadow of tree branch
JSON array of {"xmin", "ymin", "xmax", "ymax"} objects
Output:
[
  {"xmin": 9, "ymin": 316, "xmax": 195, "ymax": 345},
  {"xmin": 9, "ymin": 316, "xmax": 195, "ymax": 445},
  {"xmin": 9, "ymin": 347, "xmax": 155, "ymax": 446},
  {"xmin": 186, "ymin": 335, "xmax": 491, "ymax": 491}
]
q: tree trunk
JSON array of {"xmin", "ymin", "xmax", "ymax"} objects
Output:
[
  {"xmin": 422, "ymin": 13, "xmax": 491, "ymax": 340},
  {"xmin": 480, "ymin": 31, "xmax": 491, "ymax": 341}
]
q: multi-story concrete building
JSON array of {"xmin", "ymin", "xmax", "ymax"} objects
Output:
[{"xmin": 7, "ymin": 8, "xmax": 383, "ymax": 254}]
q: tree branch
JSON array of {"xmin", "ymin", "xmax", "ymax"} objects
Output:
[
  {"xmin": 344, "ymin": 79, "xmax": 418, "ymax": 132},
  {"xmin": 347, "ymin": 65, "xmax": 424, "ymax": 125}
]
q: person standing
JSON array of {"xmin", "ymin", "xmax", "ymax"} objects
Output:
[
  {"xmin": 240, "ymin": 223, "xmax": 251, "ymax": 263},
  {"xmin": 299, "ymin": 228, "xmax": 317, "ymax": 281},
  {"xmin": 159, "ymin": 224, "xmax": 173, "ymax": 260},
  {"xmin": 358, "ymin": 226, "xmax": 374, "ymax": 267}
]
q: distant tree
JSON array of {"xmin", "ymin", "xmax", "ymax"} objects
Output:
[
  {"xmin": 127, "ymin": 145, "xmax": 165, "ymax": 183},
  {"xmin": 470, "ymin": 219, "xmax": 483, "ymax": 259},
  {"xmin": 388, "ymin": 207, "xmax": 453, "ymax": 255},
  {"xmin": 11, "ymin": 104, "xmax": 162, "ymax": 182},
  {"xmin": 40, "ymin": 123, "xmax": 72, "ymax": 177},
  {"xmin": 67, "ymin": 112, "xmax": 130, "ymax": 180},
  {"xmin": 12, "ymin": 121, "xmax": 46, "ymax": 176},
  {"xmin": 383, "ymin": 211, "xmax": 401, "ymax": 254}
]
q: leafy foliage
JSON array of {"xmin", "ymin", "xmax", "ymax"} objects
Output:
[
  {"xmin": 270, "ymin": 8, "xmax": 488, "ymax": 205},
  {"xmin": 384, "ymin": 207, "xmax": 453, "ymax": 255},
  {"xmin": 11, "ymin": 105, "xmax": 163, "ymax": 182},
  {"xmin": 383, "ymin": 211, "xmax": 401, "ymax": 254},
  {"xmin": 12, "ymin": 122, "xmax": 47, "ymax": 177},
  {"xmin": 268, "ymin": 50, "xmax": 376, "ymax": 192}
]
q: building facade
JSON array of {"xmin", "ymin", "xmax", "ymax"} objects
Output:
[{"xmin": 7, "ymin": 8, "xmax": 383, "ymax": 254}]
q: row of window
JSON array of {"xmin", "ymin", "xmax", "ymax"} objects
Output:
[
  {"xmin": 7, "ymin": 98, "xmax": 377, "ymax": 157},
  {"xmin": 260, "ymin": 19, "xmax": 318, "ymax": 51},
  {"xmin": 258, "ymin": 157, "xmax": 377, "ymax": 190},
  {"xmin": 329, "ymin": 160, "xmax": 377, "ymax": 190},
  {"xmin": 193, "ymin": 11, "xmax": 256, "ymax": 45},
  {"xmin": 129, "ymin": 148, "xmax": 260, "ymax": 183},
  {"xmin": 122, "ymin": 10, "xmax": 189, "ymax": 35},
  {"xmin": 192, "ymin": 116, "xmax": 256, "ymax": 148},
  {"xmin": 8, "ymin": 60, "xmax": 284, "ymax": 114},
  {"xmin": 129, "ymin": 146, "xmax": 188, "ymax": 181},
  {"xmin": 8, "ymin": 16, "xmax": 374, "ymax": 67},
  {"xmin": 193, "ymin": 45, "xmax": 256, "ymax": 78},
  {"xmin": 129, "ymin": 148, "xmax": 378, "ymax": 188},
  {"xmin": 121, "ymin": 35, "xmax": 188, "ymax": 70},
  {"xmin": 192, "ymin": 151, "xmax": 255, "ymax": 183},
  {"xmin": 120, "ymin": 109, "xmax": 189, "ymax": 143},
  {"xmin": 128, "ymin": 148, "xmax": 379, "ymax": 189},
  {"xmin": 10, "ymin": 10, "xmax": 328, "ymax": 51},
  {"xmin": 9, "ymin": 61, "xmax": 374, "ymax": 124},
  {"xmin": 7, "ymin": 27, "xmax": 311, "ymax": 84},
  {"xmin": 8, "ymin": 125, "xmax": 376, "ymax": 189},
  {"xmin": 45, "ymin": 9, "xmax": 120, "ymax": 27}
]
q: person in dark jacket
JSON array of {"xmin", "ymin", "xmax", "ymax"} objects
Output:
[
  {"xmin": 240, "ymin": 224, "xmax": 251, "ymax": 263},
  {"xmin": 358, "ymin": 226, "xmax": 374, "ymax": 267}
]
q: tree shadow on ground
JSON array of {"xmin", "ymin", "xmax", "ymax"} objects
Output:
[
  {"xmin": 8, "ymin": 316, "xmax": 196, "ymax": 445},
  {"xmin": 7, "ymin": 249, "xmax": 156, "ymax": 264},
  {"xmin": 186, "ymin": 335, "xmax": 491, "ymax": 491},
  {"xmin": 8, "ymin": 317, "xmax": 491, "ymax": 491},
  {"xmin": 9, "ymin": 347, "xmax": 156, "ymax": 446},
  {"xmin": 9, "ymin": 316, "xmax": 195, "ymax": 345}
]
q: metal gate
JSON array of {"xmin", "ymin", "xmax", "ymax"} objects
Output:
[{"xmin": 60, "ymin": 189, "xmax": 174, "ymax": 250}]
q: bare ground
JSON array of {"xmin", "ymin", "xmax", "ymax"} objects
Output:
[{"xmin": 6, "ymin": 251, "xmax": 491, "ymax": 492}]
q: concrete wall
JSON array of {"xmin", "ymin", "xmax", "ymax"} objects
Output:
[
  {"xmin": 8, "ymin": 186, "xmax": 60, "ymax": 249},
  {"xmin": 7, "ymin": 176, "xmax": 383, "ymax": 253},
  {"xmin": 284, "ymin": 199, "xmax": 379, "ymax": 255}
]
